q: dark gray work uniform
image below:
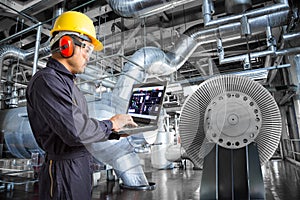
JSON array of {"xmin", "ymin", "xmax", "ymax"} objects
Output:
[{"xmin": 26, "ymin": 58, "xmax": 113, "ymax": 200}]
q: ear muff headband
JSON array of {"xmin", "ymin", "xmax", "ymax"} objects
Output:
[{"xmin": 59, "ymin": 35, "xmax": 74, "ymax": 58}]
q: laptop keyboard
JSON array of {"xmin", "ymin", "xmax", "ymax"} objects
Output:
[
  {"xmin": 119, "ymin": 123, "xmax": 158, "ymax": 135},
  {"xmin": 123, "ymin": 123, "xmax": 147, "ymax": 129}
]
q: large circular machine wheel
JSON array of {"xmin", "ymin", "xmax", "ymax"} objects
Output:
[{"xmin": 179, "ymin": 74, "xmax": 282, "ymax": 167}]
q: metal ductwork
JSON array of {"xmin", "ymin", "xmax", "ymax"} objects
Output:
[
  {"xmin": 0, "ymin": 107, "xmax": 44, "ymax": 158},
  {"xmin": 106, "ymin": 0, "xmax": 197, "ymax": 18},
  {"xmin": 87, "ymin": 137, "xmax": 149, "ymax": 186},
  {"xmin": 0, "ymin": 42, "xmax": 50, "ymax": 84},
  {"xmin": 0, "ymin": 45, "xmax": 31, "ymax": 83}
]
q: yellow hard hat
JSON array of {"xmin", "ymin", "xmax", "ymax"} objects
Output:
[{"xmin": 50, "ymin": 11, "xmax": 103, "ymax": 51}]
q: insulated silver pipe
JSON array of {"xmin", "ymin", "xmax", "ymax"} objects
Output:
[
  {"xmin": 112, "ymin": 47, "xmax": 168, "ymax": 99},
  {"xmin": 0, "ymin": 46, "xmax": 30, "ymax": 84},
  {"xmin": 202, "ymin": 0, "xmax": 213, "ymax": 26},
  {"xmin": 87, "ymin": 138, "xmax": 149, "ymax": 186},
  {"xmin": 0, "ymin": 107, "xmax": 44, "ymax": 158},
  {"xmin": 276, "ymin": 47, "xmax": 300, "ymax": 56},
  {"xmin": 219, "ymin": 23, "xmax": 277, "ymax": 65},
  {"xmin": 106, "ymin": 0, "xmax": 197, "ymax": 18},
  {"xmin": 0, "ymin": 43, "xmax": 50, "ymax": 83},
  {"xmin": 213, "ymin": 10, "xmax": 288, "ymax": 65},
  {"xmin": 283, "ymin": 32, "xmax": 300, "ymax": 42}
]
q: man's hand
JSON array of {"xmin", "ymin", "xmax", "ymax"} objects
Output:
[{"xmin": 110, "ymin": 114, "xmax": 138, "ymax": 131}]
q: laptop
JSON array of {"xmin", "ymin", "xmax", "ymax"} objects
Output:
[{"xmin": 118, "ymin": 81, "xmax": 167, "ymax": 135}]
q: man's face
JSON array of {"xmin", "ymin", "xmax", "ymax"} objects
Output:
[{"xmin": 67, "ymin": 38, "xmax": 94, "ymax": 74}]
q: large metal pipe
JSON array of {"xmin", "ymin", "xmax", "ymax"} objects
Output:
[
  {"xmin": 0, "ymin": 107, "xmax": 44, "ymax": 158},
  {"xmin": 0, "ymin": 42, "xmax": 48, "ymax": 108},
  {"xmin": 0, "ymin": 45, "xmax": 30, "ymax": 86},
  {"xmin": 106, "ymin": 0, "xmax": 197, "ymax": 18},
  {"xmin": 87, "ymin": 137, "xmax": 149, "ymax": 186}
]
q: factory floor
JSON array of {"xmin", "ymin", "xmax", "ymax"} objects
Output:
[{"xmin": 0, "ymin": 156, "xmax": 300, "ymax": 200}]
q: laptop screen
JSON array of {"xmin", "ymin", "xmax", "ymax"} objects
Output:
[{"xmin": 127, "ymin": 82, "xmax": 167, "ymax": 121}]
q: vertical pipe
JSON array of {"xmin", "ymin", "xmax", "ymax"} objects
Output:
[
  {"xmin": 32, "ymin": 22, "xmax": 42, "ymax": 75},
  {"xmin": 202, "ymin": 0, "xmax": 213, "ymax": 25},
  {"xmin": 217, "ymin": 38, "xmax": 224, "ymax": 62},
  {"xmin": 266, "ymin": 25, "xmax": 276, "ymax": 53}
]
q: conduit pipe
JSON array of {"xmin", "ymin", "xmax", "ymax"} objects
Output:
[
  {"xmin": 106, "ymin": 0, "xmax": 197, "ymax": 18},
  {"xmin": 215, "ymin": 10, "xmax": 288, "ymax": 66}
]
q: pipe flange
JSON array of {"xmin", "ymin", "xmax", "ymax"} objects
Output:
[
  {"xmin": 119, "ymin": 182, "xmax": 156, "ymax": 191},
  {"xmin": 204, "ymin": 91, "xmax": 262, "ymax": 149}
]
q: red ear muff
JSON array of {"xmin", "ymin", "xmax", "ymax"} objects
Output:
[{"xmin": 59, "ymin": 35, "xmax": 74, "ymax": 58}]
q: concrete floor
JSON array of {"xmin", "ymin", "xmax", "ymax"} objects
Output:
[{"xmin": 0, "ymin": 158, "xmax": 300, "ymax": 200}]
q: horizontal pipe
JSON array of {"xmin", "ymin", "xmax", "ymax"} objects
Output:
[
  {"xmin": 283, "ymin": 32, "xmax": 300, "ymax": 41},
  {"xmin": 216, "ymin": 10, "xmax": 289, "ymax": 65},
  {"xmin": 106, "ymin": 0, "xmax": 197, "ymax": 18},
  {"xmin": 276, "ymin": 47, "xmax": 300, "ymax": 56},
  {"xmin": 0, "ymin": 22, "xmax": 42, "ymax": 45},
  {"xmin": 175, "ymin": 64, "xmax": 291, "ymax": 84},
  {"xmin": 220, "ymin": 46, "xmax": 300, "ymax": 65}
]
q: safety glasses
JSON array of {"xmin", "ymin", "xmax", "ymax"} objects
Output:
[{"xmin": 73, "ymin": 38, "xmax": 94, "ymax": 58}]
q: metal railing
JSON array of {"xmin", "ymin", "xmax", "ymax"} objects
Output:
[{"xmin": 282, "ymin": 138, "xmax": 300, "ymax": 166}]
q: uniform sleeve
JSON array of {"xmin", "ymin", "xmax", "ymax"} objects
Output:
[{"xmin": 29, "ymin": 73, "xmax": 113, "ymax": 146}]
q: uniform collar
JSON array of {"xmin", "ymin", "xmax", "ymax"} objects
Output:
[{"xmin": 47, "ymin": 57, "xmax": 76, "ymax": 79}]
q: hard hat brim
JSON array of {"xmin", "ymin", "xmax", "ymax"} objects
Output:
[{"xmin": 92, "ymin": 38, "xmax": 103, "ymax": 51}]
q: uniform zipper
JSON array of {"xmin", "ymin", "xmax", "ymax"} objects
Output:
[{"xmin": 49, "ymin": 160, "xmax": 53, "ymax": 198}]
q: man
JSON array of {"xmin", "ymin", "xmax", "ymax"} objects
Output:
[{"xmin": 26, "ymin": 11, "xmax": 137, "ymax": 200}]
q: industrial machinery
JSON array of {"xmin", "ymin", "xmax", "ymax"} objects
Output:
[{"xmin": 179, "ymin": 74, "xmax": 282, "ymax": 199}]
